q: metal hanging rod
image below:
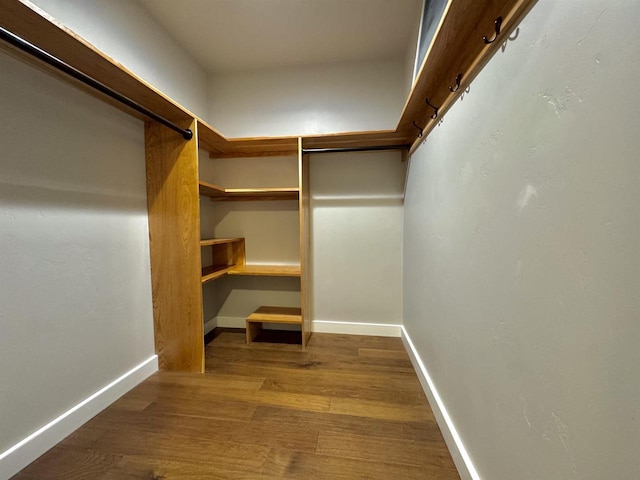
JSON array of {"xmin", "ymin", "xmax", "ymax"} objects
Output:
[
  {"xmin": 302, "ymin": 144, "xmax": 411, "ymax": 155},
  {"xmin": 0, "ymin": 27, "xmax": 193, "ymax": 140}
]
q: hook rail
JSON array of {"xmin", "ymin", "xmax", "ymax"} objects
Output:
[{"xmin": 0, "ymin": 27, "xmax": 193, "ymax": 140}]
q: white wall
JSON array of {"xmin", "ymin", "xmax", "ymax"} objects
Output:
[
  {"xmin": 208, "ymin": 60, "xmax": 406, "ymax": 137},
  {"xmin": 403, "ymin": 1, "xmax": 640, "ymax": 479},
  {"xmin": 31, "ymin": 0, "xmax": 209, "ymax": 119},
  {"xmin": 311, "ymin": 151, "xmax": 405, "ymax": 334},
  {"xmin": 0, "ymin": 51, "xmax": 155, "ymax": 476}
]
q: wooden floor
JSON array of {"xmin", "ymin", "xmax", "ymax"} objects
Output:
[{"xmin": 13, "ymin": 330, "xmax": 460, "ymax": 479}]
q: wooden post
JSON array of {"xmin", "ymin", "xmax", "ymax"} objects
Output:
[
  {"xmin": 298, "ymin": 138, "xmax": 312, "ymax": 348},
  {"xmin": 145, "ymin": 118, "xmax": 204, "ymax": 372}
]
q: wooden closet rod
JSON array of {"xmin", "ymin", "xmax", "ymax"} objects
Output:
[
  {"xmin": 302, "ymin": 144, "xmax": 411, "ymax": 155},
  {"xmin": 0, "ymin": 26, "xmax": 193, "ymax": 140}
]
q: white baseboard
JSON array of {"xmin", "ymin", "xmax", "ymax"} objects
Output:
[
  {"xmin": 0, "ymin": 355, "xmax": 158, "ymax": 480},
  {"xmin": 204, "ymin": 317, "xmax": 217, "ymax": 335},
  {"xmin": 214, "ymin": 316, "xmax": 401, "ymax": 337},
  {"xmin": 312, "ymin": 320, "xmax": 402, "ymax": 337},
  {"xmin": 400, "ymin": 327, "xmax": 479, "ymax": 480}
]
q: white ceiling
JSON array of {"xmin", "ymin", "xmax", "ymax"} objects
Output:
[{"xmin": 139, "ymin": 0, "xmax": 422, "ymax": 74}]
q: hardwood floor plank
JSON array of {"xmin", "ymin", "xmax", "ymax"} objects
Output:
[
  {"xmin": 330, "ymin": 396, "xmax": 436, "ymax": 422},
  {"xmin": 316, "ymin": 431, "xmax": 458, "ymax": 469},
  {"xmin": 87, "ymin": 408, "xmax": 319, "ymax": 454},
  {"xmin": 56, "ymin": 425, "xmax": 109, "ymax": 450},
  {"xmin": 206, "ymin": 362, "xmax": 424, "ymax": 393},
  {"xmin": 358, "ymin": 347, "xmax": 411, "ymax": 359},
  {"xmin": 259, "ymin": 377, "xmax": 427, "ymax": 405},
  {"xmin": 143, "ymin": 396, "xmax": 258, "ymax": 421},
  {"xmin": 146, "ymin": 370, "xmax": 266, "ymax": 390},
  {"xmin": 92, "ymin": 429, "xmax": 271, "ymax": 474},
  {"xmin": 109, "ymin": 395, "xmax": 154, "ymax": 412},
  {"xmin": 307, "ymin": 333, "xmax": 406, "ymax": 351},
  {"xmin": 101, "ymin": 455, "xmax": 281, "ymax": 480},
  {"xmin": 261, "ymin": 448, "xmax": 460, "ymax": 480},
  {"xmin": 252, "ymin": 406, "xmax": 447, "ymax": 443},
  {"xmin": 192, "ymin": 384, "xmax": 332, "ymax": 412},
  {"xmin": 206, "ymin": 346, "xmax": 414, "ymax": 374},
  {"xmin": 11, "ymin": 446, "xmax": 121, "ymax": 480}
]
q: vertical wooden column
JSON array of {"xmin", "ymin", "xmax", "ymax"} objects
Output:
[
  {"xmin": 145, "ymin": 119, "xmax": 204, "ymax": 372},
  {"xmin": 298, "ymin": 138, "xmax": 312, "ymax": 347}
]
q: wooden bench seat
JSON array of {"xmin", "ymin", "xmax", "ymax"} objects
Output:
[{"xmin": 246, "ymin": 306, "xmax": 302, "ymax": 346}]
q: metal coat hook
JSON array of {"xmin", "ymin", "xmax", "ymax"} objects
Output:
[
  {"xmin": 425, "ymin": 98, "xmax": 439, "ymax": 119},
  {"xmin": 449, "ymin": 73, "xmax": 462, "ymax": 93},
  {"xmin": 483, "ymin": 16, "xmax": 503, "ymax": 44},
  {"xmin": 412, "ymin": 121, "xmax": 424, "ymax": 138}
]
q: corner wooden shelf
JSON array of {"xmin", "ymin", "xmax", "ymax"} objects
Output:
[
  {"xmin": 201, "ymin": 237, "xmax": 246, "ymax": 284},
  {"xmin": 200, "ymin": 237, "xmax": 244, "ymax": 247},
  {"xmin": 199, "ymin": 180, "xmax": 299, "ymax": 202},
  {"xmin": 202, "ymin": 264, "xmax": 301, "ymax": 284},
  {"xmin": 201, "ymin": 264, "xmax": 235, "ymax": 283},
  {"xmin": 246, "ymin": 306, "xmax": 303, "ymax": 346},
  {"xmin": 200, "ymin": 237, "xmax": 300, "ymax": 283},
  {"xmin": 228, "ymin": 264, "xmax": 301, "ymax": 277}
]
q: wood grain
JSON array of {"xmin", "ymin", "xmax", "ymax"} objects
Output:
[
  {"xmin": 247, "ymin": 306, "xmax": 302, "ymax": 324},
  {"xmin": 199, "ymin": 180, "xmax": 299, "ymax": 201},
  {"xmin": 227, "ymin": 264, "xmax": 301, "ymax": 276},
  {"xmin": 145, "ymin": 118, "xmax": 203, "ymax": 372},
  {"xmin": 14, "ymin": 332, "xmax": 459, "ymax": 480},
  {"xmin": 298, "ymin": 138, "xmax": 312, "ymax": 348},
  {"xmin": 200, "ymin": 238, "xmax": 245, "ymax": 283}
]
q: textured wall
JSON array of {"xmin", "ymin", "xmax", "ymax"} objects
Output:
[
  {"xmin": 0, "ymin": 53, "xmax": 155, "ymax": 453},
  {"xmin": 311, "ymin": 151, "xmax": 405, "ymax": 328},
  {"xmin": 403, "ymin": 1, "xmax": 640, "ymax": 478}
]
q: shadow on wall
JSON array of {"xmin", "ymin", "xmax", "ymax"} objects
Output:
[
  {"xmin": 309, "ymin": 150, "xmax": 407, "ymax": 204},
  {"xmin": 0, "ymin": 182, "xmax": 147, "ymax": 214}
]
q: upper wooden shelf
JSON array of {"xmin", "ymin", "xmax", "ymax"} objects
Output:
[
  {"xmin": 1, "ymin": 0, "xmax": 536, "ymax": 157},
  {"xmin": 200, "ymin": 237, "xmax": 243, "ymax": 247},
  {"xmin": 201, "ymin": 264, "xmax": 235, "ymax": 283},
  {"xmin": 228, "ymin": 264, "xmax": 301, "ymax": 277},
  {"xmin": 201, "ymin": 264, "xmax": 300, "ymax": 284},
  {"xmin": 199, "ymin": 180, "xmax": 299, "ymax": 201}
]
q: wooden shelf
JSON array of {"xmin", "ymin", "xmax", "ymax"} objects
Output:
[
  {"xmin": 200, "ymin": 237, "xmax": 243, "ymax": 247},
  {"xmin": 201, "ymin": 265, "xmax": 235, "ymax": 283},
  {"xmin": 202, "ymin": 264, "xmax": 300, "ymax": 283},
  {"xmin": 228, "ymin": 265, "xmax": 301, "ymax": 277},
  {"xmin": 200, "ymin": 237, "xmax": 245, "ymax": 284},
  {"xmin": 247, "ymin": 306, "xmax": 302, "ymax": 324},
  {"xmin": 199, "ymin": 180, "xmax": 299, "ymax": 201}
]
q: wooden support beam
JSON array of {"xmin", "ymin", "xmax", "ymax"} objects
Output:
[{"xmin": 145, "ymin": 118, "xmax": 204, "ymax": 372}]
